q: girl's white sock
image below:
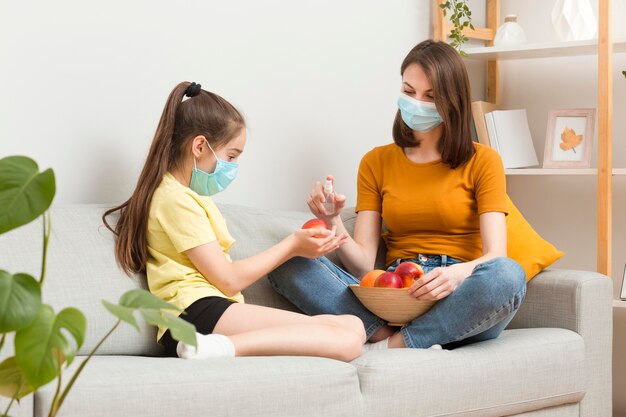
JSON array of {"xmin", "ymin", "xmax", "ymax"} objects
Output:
[{"xmin": 176, "ymin": 332, "xmax": 235, "ymax": 359}]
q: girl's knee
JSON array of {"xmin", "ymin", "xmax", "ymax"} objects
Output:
[
  {"xmin": 334, "ymin": 330, "xmax": 364, "ymax": 362},
  {"xmin": 341, "ymin": 314, "xmax": 366, "ymax": 344}
]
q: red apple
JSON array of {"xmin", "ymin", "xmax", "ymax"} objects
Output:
[
  {"xmin": 301, "ymin": 218, "xmax": 329, "ymax": 238},
  {"xmin": 374, "ymin": 272, "xmax": 403, "ymax": 288},
  {"xmin": 395, "ymin": 261, "xmax": 424, "ymax": 288}
]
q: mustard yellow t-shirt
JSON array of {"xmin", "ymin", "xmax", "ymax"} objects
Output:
[
  {"xmin": 356, "ymin": 142, "xmax": 507, "ymax": 266},
  {"xmin": 146, "ymin": 172, "xmax": 244, "ymax": 341}
]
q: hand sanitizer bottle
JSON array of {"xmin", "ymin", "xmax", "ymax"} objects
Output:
[{"xmin": 322, "ymin": 177, "xmax": 335, "ymax": 214}]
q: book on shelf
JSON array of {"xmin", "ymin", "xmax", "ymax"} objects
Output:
[
  {"xmin": 484, "ymin": 109, "xmax": 539, "ymax": 169},
  {"xmin": 471, "ymin": 101, "xmax": 498, "ymax": 147}
]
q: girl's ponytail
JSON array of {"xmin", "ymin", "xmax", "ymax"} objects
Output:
[{"xmin": 103, "ymin": 81, "xmax": 244, "ymax": 276}]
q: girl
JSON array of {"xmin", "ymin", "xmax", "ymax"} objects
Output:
[
  {"xmin": 103, "ymin": 81, "xmax": 365, "ymax": 360},
  {"xmin": 268, "ymin": 40, "xmax": 527, "ymax": 351}
]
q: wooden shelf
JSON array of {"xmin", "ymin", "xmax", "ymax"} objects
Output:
[
  {"xmin": 464, "ymin": 38, "xmax": 626, "ymax": 60},
  {"xmin": 613, "ymin": 300, "xmax": 626, "ymax": 308},
  {"xmin": 505, "ymin": 168, "xmax": 626, "ymax": 176}
]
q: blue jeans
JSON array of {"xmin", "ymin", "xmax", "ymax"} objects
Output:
[{"xmin": 268, "ymin": 254, "xmax": 526, "ymax": 349}]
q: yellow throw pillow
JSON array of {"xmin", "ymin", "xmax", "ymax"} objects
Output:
[{"xmin": 506, "ymin": 195, "xmax": 564, "ymax": 281}]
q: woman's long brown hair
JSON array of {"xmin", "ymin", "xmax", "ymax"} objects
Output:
[
  {"xmin": 392, "ymin": 40, "xmax": 474, "ymax": 169},
  {"xmin": 103, "ymin": 82, "xmax": 245, "ymax": 275}
]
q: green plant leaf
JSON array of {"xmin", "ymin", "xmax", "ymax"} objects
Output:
[
  {"xmin": 0, "ymin": 357, "xmax": 34, "ymax": 399},
  {"xmin": 622, "ymin": 70, "xmax": 626, "ymax": 78},
  {"xmin": 14, "ymin": 305, "xmax": 86, "ymax": 389},
  {"xmin": 102, "ymin": 301, "xmax": 138, "ymax": 330},
  {"xmin": 140, "ymin": 309, "xmax": 196, "ymax": 347},
  {"xmin": 0, "ymin": 271, "xmax": 41, "ymax": 332},
  {"xmin": 102, "ymin": 290, "xmax": 195, "ymax": 346},
  {"xmin": 0, "ymin": 156, "xmax": 55, "ymax": 235},
  {"xmin": 119, "ymin": 289, "xmax": 181, "ymax": 312}
]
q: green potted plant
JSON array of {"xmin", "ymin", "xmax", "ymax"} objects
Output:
[
  {"xmin": 0, "ymin": 156, "xmax": 196, "ymax": 417},
  {"xmin": 439, "ymin": 0, "xmax": 474, "ymax": 56}
]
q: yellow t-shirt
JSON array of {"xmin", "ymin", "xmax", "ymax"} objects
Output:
[
  {"xmin": 356, "ymin": 142, "xmax": 507, "ymax": 266},
  {"xmin": 146, "ymin": 172, "xmax": 244, "ymax": 341}
]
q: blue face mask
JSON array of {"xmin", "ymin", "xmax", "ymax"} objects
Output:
[
  {"xmin": 397, "ymin": 93, "xmax": 443, "ymax": 132},
  {"xmin": 189, "ymin": 140, "xmax": 239, "ymax": 196}
]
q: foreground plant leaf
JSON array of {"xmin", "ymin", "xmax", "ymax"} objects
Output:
[
  {"xmin": 0, "ymin": 156, "xmax": 55, "ymax": 235},
  {"xmin": 0, "ymin": 357, "xmax": 35, "ymax": 399},
  {"xmin": 14, "ymin": 306, "xmax": 86, "ymax": 389},
  {"xmin": 0, "ymin": 271, "xmax": 42, "ymax": 332},
  {"xmin": 103, "ymin": 289, "xmax": 196, "ymax": 347}
]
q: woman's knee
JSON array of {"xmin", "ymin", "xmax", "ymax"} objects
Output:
[{"xmin": 476, "ymin": 257, "xmax": 526, "ymax": 292}]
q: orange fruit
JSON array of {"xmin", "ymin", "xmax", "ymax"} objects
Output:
[{"xmin": 360, "ymin": 269, "xmax": 385, "ymax": 287}]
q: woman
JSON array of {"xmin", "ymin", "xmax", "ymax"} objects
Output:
[
  {"xmin": 268, "ymin": 40, "xmax": 527, "ymax": 350},
  {"xmin": 103, "ymin": 81, "xmax": 365, "ymax": 360}
]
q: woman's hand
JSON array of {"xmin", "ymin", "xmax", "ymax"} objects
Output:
[
  {"xmin": 287, "ymin": 226, "xmax": 349, "ymax": 259},
  {"xmin": 306, "ymin": 175, "xmax": 346, "ymax": 221},
  {"xmin": 407, "ymin": 263, "xmax": 473, "ymax": 300}
]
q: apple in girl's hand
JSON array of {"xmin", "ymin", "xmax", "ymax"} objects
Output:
[
  {"xmin": 359, "ymin": 269, "xmax": 385, "ymax": 287},
  {"xmin": 374, "ymin": 272, "xmax": 403, "ymax": 288},
  {"xmin": 395, "ymin": 262, "xmax": 424, "ymax": 288},
  {"xmin": 301, "ymin": 218, "xmax": 329, "ymax": 238}
]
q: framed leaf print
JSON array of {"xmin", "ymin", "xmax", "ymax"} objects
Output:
[{"xmin": 543, "ymin": 109, "xmax": 595, "ymax": 168}]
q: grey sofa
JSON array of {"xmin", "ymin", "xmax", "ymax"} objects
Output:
[{"xmin": 0, "ymin": 204, "xmax": 613, "ymax": 417}]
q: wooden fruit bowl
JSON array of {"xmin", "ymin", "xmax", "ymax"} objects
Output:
[{"xmin": 348, "ymin": 284, "xmax": 437, "ymax": 326}]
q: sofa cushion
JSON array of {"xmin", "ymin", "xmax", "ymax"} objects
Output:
[
  {"xmin": 352, "ymin": 328, "xmax": 585, "ymax": 417},
  {"xmin": 505, "ymin": 196, "xmax": 564, "ymax": 281},
  {"xmin": 34, "ymin": 355, "xmax": 363, "ymax": 417}
]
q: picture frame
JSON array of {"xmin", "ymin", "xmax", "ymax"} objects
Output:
[
  {"xmin": 621, "ymin": 263, "xmax": 626, "ymax": 300},
  {"xmin": 543, "ymin": 108, "xmax": 595, "ymax": 168}
]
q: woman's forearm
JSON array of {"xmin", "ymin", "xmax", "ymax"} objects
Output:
[{"xmin": 331, "ymin": 220, "xmax": 376, "ymax": 279}]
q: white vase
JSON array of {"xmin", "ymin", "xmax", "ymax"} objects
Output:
[
  {"xmin": 551, "ymin": 0, "xmax": 597, "ymax": 41},
  {"xmin": 494, "ymin": 15, "xmax": 527, "ymax": 47}
]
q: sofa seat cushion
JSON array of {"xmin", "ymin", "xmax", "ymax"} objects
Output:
[
  {"xmin": 352, "ymin": 328, "xmax": 585, "ymax": 417},
  {"xmin": 35, "ymin": 355, "xmax": 363, "ymax": 417}
]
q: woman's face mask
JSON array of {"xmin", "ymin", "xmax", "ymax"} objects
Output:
[
  {"xmin": 190, "ymin": 140, "xmax": 239, "ymax": 196},
  {"xmin": 397, "ymin": 93, "xmax": 443, "ymax": 133}
]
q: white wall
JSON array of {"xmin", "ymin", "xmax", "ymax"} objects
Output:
[{"xmin": 0, "ymin": 0, "xmax": 429, "ymax": 211}]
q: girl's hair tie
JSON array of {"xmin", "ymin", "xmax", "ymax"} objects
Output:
[{"xmin": 185, "ymin": 82, "xmax": 202, "ymax": 98}]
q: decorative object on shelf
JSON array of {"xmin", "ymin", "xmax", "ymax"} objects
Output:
[
  {"xmin": 484, "ymin": 109, "xmax": 539, "ymax": 169},
  {"xmin": 621, "ymin": 264, "xmax": 626, "ymax": 300},
  {"xmin": 551, "ymin": 0, "xmax": 597, "ymax": 41},
  {"xmin": 439, "ymin": 0, "xmax": 474, "ymax": 56},
  {"xmin": 543, "ymin": 108, "xmax": 595, "ymax": 168},
  {"xmin": 471, "ymin": 101, "xmax": 498, "ymax": 147},
  {"xmin": 494, "ymin": 15, "xmax": 527, "ymax": 47}
]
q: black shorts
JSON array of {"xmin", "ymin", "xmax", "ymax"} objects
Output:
[{"xmin": 160, "ymin": 296, "xmax": 236, "ymax": 357}]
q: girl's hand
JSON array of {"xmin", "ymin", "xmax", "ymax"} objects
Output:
[
  {"xmin": 306, "ymin": 175, "xmax": 346, "ymax": 221},
  {"xmin": 288, "ymin": 226, "xmax": 349, "ymax": 259},
  {"xmin": 407, "ymin": 263, "xmax": 471, "ymax": 300}
]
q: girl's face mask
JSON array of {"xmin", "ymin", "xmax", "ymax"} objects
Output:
[
  {"xmin": 190, "ymin": 140, "xmax": 239, "ymax": 196},
  {"xmin": 397, "ymin": 93, "xmax": 443, "ymax": 133}
]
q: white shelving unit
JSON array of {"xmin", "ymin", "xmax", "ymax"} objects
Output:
[{"xmin": 464, "ymin": 38, "xmax": 626, "ymax": 61}]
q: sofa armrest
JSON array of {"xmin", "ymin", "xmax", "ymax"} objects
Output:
[
  {"xmin": 508, "ymin": 268, "xmax": 612, "ymax": 331},
  {"xmin": 508, "ymin": 268, "xmax": 613, "ymax": 417}
]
